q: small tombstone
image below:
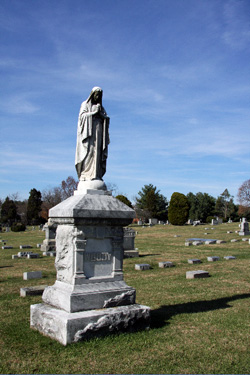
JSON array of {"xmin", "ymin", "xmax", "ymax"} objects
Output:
[
  {"xmin": 216, "ymin": 240, "xmax": 226, "ymax": 244},
  {"xmin": 135, "ymin": 263, "xmax": 150, "ymax": 271},
  {"xmin": 27, "ymin": 253, "xmax": 40, "ymax": 259},
  {"xmin": 239, "ymin": 218, "xmax": 250, "ymax": 236},
  {"xmin": 185, "ymin": 241, "xmax": 192, "ymax": 246},
  {"xmin": 242, "ymin": 238, "xmax": 248, "ymax": 242},
  {"xmin": 20, "ymin": 245, "xmax": 33, "ymax": 249},
  {"xmin": 18, "ymin": 251, "xmax": 33, "ymax": 258},
  {"xmin": 211, "ymin": 219, "xmax": 218, "ymax": 225},
  {"xmin": 50, "ymin": 252, "xmax": 56, "ymax": 257},
  {"xmin": 174, "ymin": 235, "xmax": 181, "ymax": 237},
  {"xmin": 205, "ymin": 240, "xmax": 216, "ymax": 245},
  {"xmin": 23, "ymin": 271, "xmax": 42, "ymax": 280},
  {"xmin": 41, "ymin": 222, "xmax": 57, "ymax": 252},
  {"xmin": 188, "ymin": 259, "xmax": 202, "ymax": 264},
  {"xmin": 186, "ymin": 270, "xmax": 210, "ymax": 279},
  {"xmin": 231, "ymin": 239, "xmax": 239, "ymax": 243},
  {"xmin": 158, "ymin": 261, "xmax": 174, "ymax": 268},
  {"xmin": 137, "ymin": 220, "xmax": 143, "ymax": 225},
  {"xmin": 2, "ymin": 246, "xmax": 13, "ymax": 249},
  {"xmin": 149, "ymin": 218, "xmax": 158, "ymax": 225},
  {"xmin": 12, "ymin": 255, "xmax": 18, "ymax": 259},
  {"xmin": 227, "ymin": 231, "xmax": 233, "ymax": 234},
  {"xmin": 207, "ymin": 256, "xmax": 220, "ymax": 262},
  {"xmin": 37, "ymin": 244, "xmax": 42, "ymax": 248},
  {"xmin": 5, "ymin": 227, "xmax": 10, "ymax": 232},
  {"xmin": 20, "ymin": 285, "xmax": 47, "ymax": 297},
  {"xmin": 224, "ymin": 256, "xmax": 236, "ymax": 260},
  {"xmin": 192, "ymin": 241, "xmax": 203, "ymax": 246}
]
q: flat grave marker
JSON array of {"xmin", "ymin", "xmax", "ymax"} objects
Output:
[
  {"xmin": 135, "ymin": 263, "xmax": 150, "ymax": 271},
  {"xmin": 207, "ymin": 256, "xmax": 220, "ymax": 262},
  {"xmin": 186, "ymin": 270, "xmax": 210, "ymax": 279},
  {"xmin": 20, "ymin": 285, "xmax": 47, "ymax": 297},
  {"xmin": 188, "ymin": 259, "xmax": 202, "ymax": 264},
  {"xmin": 158, "ymin": 261, "xmax": 174, "ymax": 268},
  {"xmin": 23, "ymin": 271, "xmax": 42, "ymax": 280}
]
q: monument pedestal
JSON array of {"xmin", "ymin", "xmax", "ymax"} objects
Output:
[{"xmin": 30, "ymin": 190, "xmax": 150, "ymax": 345}]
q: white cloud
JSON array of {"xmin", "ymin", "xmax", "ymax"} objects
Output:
[{"xmin": 1, "ymin": 94, "xmax": 40, "ymax": 114}]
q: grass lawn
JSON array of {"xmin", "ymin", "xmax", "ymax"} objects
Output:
[{"xmin": 0, "ymin": 223, "xmax": 250, "ymax": 374}]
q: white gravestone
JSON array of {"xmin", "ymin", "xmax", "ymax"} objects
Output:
[
  {"xmin": 239, "ymin": 218, "xmax": 250, "ymax": 236},
  {"xmin": 30, "ymin": 88, "xmax": 150, "ymax": 345}
]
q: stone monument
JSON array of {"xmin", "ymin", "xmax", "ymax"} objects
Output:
[
  {"xmin": 40, "ymin": 222, "xmax": 57, "ymax": 252},
  {"xmin": 239, "ymin": 218, "xmax": 250, "ymax": 236},
  {"xmin": 30, "ymin": 87, "xmax": 150, "ymax": 345},
  {"xmin": 123, "ymin": 227, "xmax": 139, "ymax": 258}
]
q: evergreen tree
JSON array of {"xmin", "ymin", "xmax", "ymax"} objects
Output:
[
  {"xmin": 187, "ymin": 192, "xmax": 215, "ymax": 222},
  {"xmin": 27, "ymin": 188, "xmax": 43, "ymax": 225},
  {"xmin": 135, "ymin": 184, "xmax": 168, "ymax": 221},
  {"xmin": 0, "ymin": 197, "xmax": 18, "ymax": 225},
  {"xmin": 168, "ymin": 192, "xmax": 189, "ymax": 225},
  {"xmin": 116, "ymin": 195, "xmax": 133, "ymax": 208}
]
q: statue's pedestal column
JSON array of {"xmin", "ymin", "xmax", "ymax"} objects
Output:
[{"xmin": 30, "ymin": 190, "xmax": 150, "ymax": 345}]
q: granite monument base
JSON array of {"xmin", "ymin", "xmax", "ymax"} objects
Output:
[
  {"xmin": 30, "ymin": 189, "xmax": 150, "ymax": 344},
  {"xmin": 31, "ymin": 303, "xmax": 150, "ymax": 345}
]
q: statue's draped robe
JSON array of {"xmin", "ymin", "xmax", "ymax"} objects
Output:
[{"xmin": 75, "ymin": 99, "xmax": 109, "ymax": 181}]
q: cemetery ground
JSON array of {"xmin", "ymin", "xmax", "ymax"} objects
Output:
[{"xmin": 0, "ymin": 223, "xmax": 250, "ymax": 374}]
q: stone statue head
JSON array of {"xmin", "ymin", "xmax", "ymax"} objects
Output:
[{"xmin": 87, "ymin": 87, "xmax": 103, "ymax": 105}]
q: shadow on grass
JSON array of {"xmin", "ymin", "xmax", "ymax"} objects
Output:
[
  {"xmin": 0, "ymin": 265, "xmax": 13, "ymax": 269},
  {"xmin": 139, "ymin": 254, "xmax": 161, "ymax": 258},
  {"xmin": 151, "ymin": 293, "xmax": 250, "ymax": 329}
]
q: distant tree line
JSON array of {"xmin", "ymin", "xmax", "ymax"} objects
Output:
[{"xmin": 1, "ymin": 177, "xmax": 250, "ymax": 228}]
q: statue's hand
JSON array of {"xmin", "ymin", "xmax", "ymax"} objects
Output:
[{"xmin": 92, "ymin": 104, "xmax": 101, "ymax": 114}]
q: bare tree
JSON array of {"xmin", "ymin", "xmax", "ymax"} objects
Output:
[
  {"xmin": 237, "ymin": 179, "xmax": 250, "ymax": 216},
  {"xmin": 61, "ymin": 176, "xmax": 78, "ymax": 200}
]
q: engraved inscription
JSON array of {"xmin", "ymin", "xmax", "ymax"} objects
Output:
[{"xmin": 84, "ymin": 252, "xmax": 111, "ymax": 262}]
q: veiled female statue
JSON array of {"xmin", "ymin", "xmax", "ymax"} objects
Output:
[{"xmin": 75, "ymin": 87, "xmax": 110, "ymax": 183}]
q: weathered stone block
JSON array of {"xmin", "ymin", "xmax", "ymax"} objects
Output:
[
  {"xmin": 2, "ymin": 246, "xmax": 13, "ymax": 249},
  {"xmin": 192, "ymin": 241, "xmax": 203, "ymax": 246},
  {"xmin": 158, "ymin": 261, "xmax": 174, "ymax": 268},
  {"xmin": 205, "ymin": 240, "xmax": 216, "ymax": 245},
  {"xmin": 224, "ymin": 256, "xmax": 236, "ymax": 260},
  {"xmin": 30, "ymin": 303, "xmax": 150, "ymax": 346},
  {"xmin": 20, "ymin": 245, "xmax": 33, "ymax": 249},
  {"xmin": 216, "ymin": 240, "xmax": 226, "ymax": 244},
  {"xmin": 135, "ymin": 264, "xmax": 150, "ymax": 271},
  {"xmin": 20, "ymin": 285, "xmax": 47, "ymax": 297},
  {"xmin": 207, "ymin": 256, "xmax": 220, "ymax": 262},
  {"xmin": 188, "ymin": 259, "xmax": 202, "ymax": 264},
  {"xmin": 186, "ymin": 270, "xmax": 210, "ymax": 279},
  {"xmin": 23, "ymin": 271, "xmax": 42, "ymax": 280},
  {"xmin": 231, "ymin": 239, "xmax": 239, "ymax": 243},
  {"xmin": 124, "ymin": 249, "xmax": 139, "ymax": 258},
  {"xmin": 27, "ymin": 253, "xmax": 40, "ymax": 259}
]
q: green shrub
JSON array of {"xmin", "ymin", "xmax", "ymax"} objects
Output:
[
  {"xmin": 206, "ymin": 216, "xmax": 214, "ymax": 223},
  {"xmin": 11, "ymin": 223, "xmax": 26, "ymax": 232},
  {"xmin": 168, "ymin": 192, "xmax": 189, "ymax": 225}
]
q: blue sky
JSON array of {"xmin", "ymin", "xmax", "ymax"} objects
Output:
[{"xmin": 1, "ymin": 0, "xmax": 250, "ymax": 204}]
